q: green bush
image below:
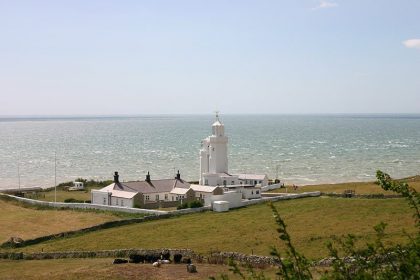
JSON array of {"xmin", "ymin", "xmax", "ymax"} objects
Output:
[
  {"xmin": 176, "ymin": 200, "xmax": 204, "ymax": 210},
  {"xmin": 177, "ymin": 202, "xmax": 189, "ymax": 210},
  {"xmin": 64, "ymin": 198, "xmax": 84, "ymax": 203},
  {"xmin": 189, "ymin": 200, "xmax": 204, "ymax": 208}
]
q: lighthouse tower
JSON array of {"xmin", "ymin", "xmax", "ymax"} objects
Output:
[{"xmin": 199, "ymin": 112, "xmax": 229, "ymax": 184}]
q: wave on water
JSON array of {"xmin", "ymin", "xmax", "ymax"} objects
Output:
[{"xmin": 1, "ymin": 114, "xmax": 420, "ymax": 188}]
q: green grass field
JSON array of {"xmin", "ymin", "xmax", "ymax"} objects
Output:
[
  {"xmin": 39, "ymin": 188, "xmax": 92, "ymax": 202},
  {"xmin": 14, "ymin": 197, "xmax": 417, "ymax": 260},
  {"xmin": 271, "ymin": 175, "xmax": 420, "ymax": 195},
  {"xmin": 0, "ymin": 198, "xmax": 121, "ymax": 243}
]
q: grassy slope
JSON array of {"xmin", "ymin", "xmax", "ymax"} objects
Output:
[
  {"xmin": 17, "ymin": 197, "xmax": 417, "ymax": 260},
  {"xmin": 0, "ymin": 199, "xmax": 120, "ymax": 243},
  {"xmin": 0, "ymin": 258, "xmax": 278, "ymax": 280},
  {"xmin": 271, "ymin": 175, "xmax": 420, "ymax": 194}
]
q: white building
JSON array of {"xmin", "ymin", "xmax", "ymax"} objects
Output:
[
  {"xmin": 91, "ymin": 171, "xmax": 195, "ymax": 209},
  {"xmin": 236, "ymin": 174, "xmax": 268, "ymax": 187},
  {"xmin": 223, "ymin": 185, "xmax": 262, "ymax": 199},
  {"xmin": 190, "ymin": 184, "xmax": 224, "ymax": 200},
  {"xmin": 199, "ymin": 113, "xmax": 267, "ymax": 190}
]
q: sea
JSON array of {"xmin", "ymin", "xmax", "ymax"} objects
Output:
[{"xmin": 0, "ymin": 114, "xmax": 419, "ymax": 189}]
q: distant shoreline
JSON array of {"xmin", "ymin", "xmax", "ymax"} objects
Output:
[{"xmin": 1, "ymin": 113, "xmax": 420, "ymax": 119}]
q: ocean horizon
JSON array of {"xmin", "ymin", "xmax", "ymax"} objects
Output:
[{"xmin": 1, "ymin": 114, "xmax": 419, "ymax": 189}]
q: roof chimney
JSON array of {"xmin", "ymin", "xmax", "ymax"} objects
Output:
[
  {"xmin": 114, "ymin": 171, "xmax": 119, "ymax": 183},
  {"xmin": 146, "ymin": 171, "xmax": 151, "ymax": 182},
  {"xmin": 176, "ymin": 170, "xmax": 181, "ymax": 180}
]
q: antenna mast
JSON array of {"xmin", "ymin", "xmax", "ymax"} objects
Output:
[{"xmin": 54, "ymin": 151, "xmax": 57, "ymax": 203}]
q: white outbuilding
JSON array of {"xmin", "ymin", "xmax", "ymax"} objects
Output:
[{"xmin": 212, "ymin": 201, "xmax": 230, "ymax": 212}]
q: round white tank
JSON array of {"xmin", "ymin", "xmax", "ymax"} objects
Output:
[{"xmin": 212, "ymin": 201, "xmax": 229, "ymax": 212}]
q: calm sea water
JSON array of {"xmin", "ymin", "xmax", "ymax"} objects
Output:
[{"xmin": 1, "ymin": 115, "xmax": 419, "ymax": 189}]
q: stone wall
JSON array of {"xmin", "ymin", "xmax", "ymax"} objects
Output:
[
  {"xmin": 0, "ymin": 193, "xmax": 169, "ymax": 215},
  {"xmin": 0, "ymin": 248, "xmax": 278, "ymax": 268},
  {"xmin": 241, "ymin": 192, "xmax": 321, "ymax": 207},
  {"xmin": 320, "ymin": 192, "xmax": 402, "ymax": 199}
]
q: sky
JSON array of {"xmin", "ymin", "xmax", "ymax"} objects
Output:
[{"xmin": 0, "ymin": 0, "xmax": 419, "ymax": 115}]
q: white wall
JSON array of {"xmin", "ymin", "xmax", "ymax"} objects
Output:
[
  {"xmin": 91, "ymin": 190, "xmax": 110, "ymax": 205},
  {"xmin": 238, "ymin": 176, "xmax": 268, "ymax": 187},
  {"xmin": 260, "ymin": 183, "xmax": 282, "ymax": 192},
  {"xmin": 204, "ymin": 191, "xmax": 243, "ymax": 208},
  {"xmin": 242, "ymin": 187, "xmax": 261, "ymax": 199},
  {"xmin": 110, "ymin": 196, "xmax": 133, "ymax": 208},
  {"xmin": 202, "ymin": 174, "xmax": 240, "ymax": 186}
]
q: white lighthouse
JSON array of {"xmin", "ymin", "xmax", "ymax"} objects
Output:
[{"xmin": 200, "ymin": 113, "xmax": 238, "ymax": 186}]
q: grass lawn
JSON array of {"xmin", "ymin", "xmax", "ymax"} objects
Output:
[
  {"xmin": 0, "ymin": 258, "xmax": 279, "ymax": 280},
  {"xmin": 15, "ymin": 197, "xmax": 417, "ymax": 260},
  {"xmin": 26, "ymin": 188, "xmax": 95, "ymax": 203},
  {"xmin": 0, "ymin": 198, "xmax": 121, "ymax": 244},
  {"xmin": 271, "ymin": 175, "xmax": 420, "ymax": 195}
]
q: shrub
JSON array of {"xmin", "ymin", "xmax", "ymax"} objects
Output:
[
  {"xmin": 64, "ymin": 198, "xmax": 84, "ymax": 203},
  {"xmin": 177, "ymin": 202, "xmax": 189, "ymax": 210},
  {"xmin": 189, "ymin": 200, "xmax": 204, "ymax": 208},
  {"xmin": 176, "ymin": 200, "xmax": 204, "ymax": 210}
]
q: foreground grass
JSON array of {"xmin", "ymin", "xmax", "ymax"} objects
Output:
[
  {"xmin": 272, "ymin": 175, "xmax": 420, "ymax": 195},
  {"xmin": 0, "ymin": 199, "xmax": 121, "ymax": 243},
  {"xmin": 0, "ymin": 258, "xmax": 278, "ymax": 280},
  {"xmin": 16, "ymin": 197, "xmax": 417, "ymax": 260}
]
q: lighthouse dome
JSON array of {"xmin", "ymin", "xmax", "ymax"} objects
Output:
[{"xmin": 212, "ymin": 113, "xmax": 225, "ymax": 136}]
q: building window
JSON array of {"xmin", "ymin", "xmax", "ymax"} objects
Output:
[
  {"xmin": 145, "ymin": 195, "xmax": 150, "ymax": 201},
  {"xmin": 231, "ymin": 181, "xmax": 234, "ymax": 185},
  {"xmin": 172, "ymin": 196, "xmax": 174, "ymax": 201},
  {"xmin": 121, "ymin": 200, "xmax": 124, "ymax": 206},
  {"xmin": 103, "ymin": 198, "xmax": 106, "ymax": 205},
  {"xmin": 165, "ymin": 194, "xmax": 168, "ymax": 200},
  {"xmin": 254, "ymin": 180, "xmax": 257, "ymax": 185},
  {"xmin": 256, "ymin": 190, "xmax": 259, "ymax": 194},
  {"xmin": 251, "ymin": 191, "xmax": 254, "ymax": 195},
  {"xmin": 205, "ymin": 179, "xmax": 208, "ymax": 185},
  {"xmin": 116, "ymin": 199, "xmax": 119, "ymax": 205},
  {"xmin": 223, "ymin": 180, "xmax": 227, "ymax": 186},
  {"xmin": 156, "ymin": 194, "xmax": 159, "ymax": 201},
  {"xmin": 259, "ymin": 180, "xmax": 262, "ymax": 184}
]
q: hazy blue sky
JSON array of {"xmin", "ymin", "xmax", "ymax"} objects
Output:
[{"xmin": 1, "ymin": 0, "xmax": 419, "ymax": 115}]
